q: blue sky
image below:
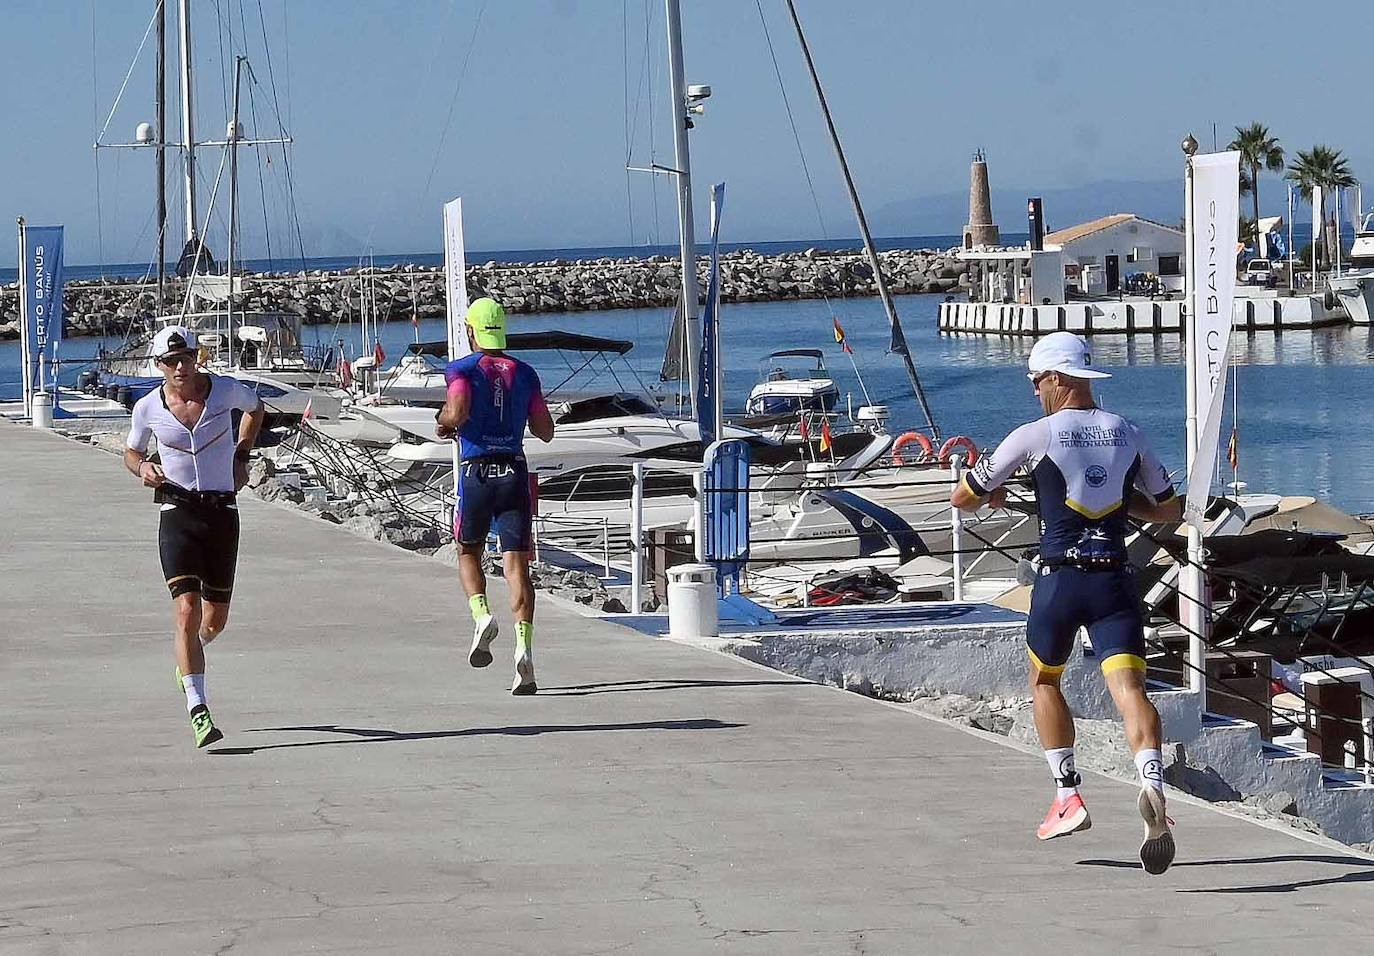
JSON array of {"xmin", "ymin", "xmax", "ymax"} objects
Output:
[{"xmin": 3, "ymin": 0, "xmax": 1371, "ymax": 265}]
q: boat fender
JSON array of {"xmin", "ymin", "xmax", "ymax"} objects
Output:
[
  {"xmin": 891, "ymin": 430, "xmax": 934, "ymax": 465},
  {"xmin": 1324, "ymin": 288, "xmax": 1337, "ymax": 311},
  {"xmin": 938, "ymin": 435, "xmax": 979, "ymax": 467}
]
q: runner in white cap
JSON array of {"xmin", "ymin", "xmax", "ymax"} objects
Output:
[
  {"xmin": 951, "ymin": 331, "xmax": 1183, "ymax": 873},
  {"xmin": 123, "ymin": 326, "xmax": 265, "ymax": 748}
]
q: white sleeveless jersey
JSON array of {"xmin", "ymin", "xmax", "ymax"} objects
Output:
[{"xmin": 126, "ymin": 375, "xmax": 262, "ymax": 492}]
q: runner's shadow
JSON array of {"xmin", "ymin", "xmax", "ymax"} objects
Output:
[
  {"xmin": 208, "ymin": 717, "xmax": 745, "ymax": 756},
  {"xmin": 537, "ymin": 678, "xmax": 805, "ymax": 696},
  {"xmin": 1077, "ymin": 854, "xmax": 1374, "ymax": 893}
]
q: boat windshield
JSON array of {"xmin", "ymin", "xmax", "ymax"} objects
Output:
[{"xmin": 554, "ymin": 392, "xmax": 659, "ymax": 424}]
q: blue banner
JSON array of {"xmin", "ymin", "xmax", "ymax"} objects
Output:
[
  {"xmin": 704, "ymin": 438, "xmax": 752, "ymax": 596},
  {"xmin": 696, "ymin": 183, "xmax": 726, "ymax": 448},
  {"xmin": 22, "ymin": 225, "xmax": 64, "ymax": 395}
]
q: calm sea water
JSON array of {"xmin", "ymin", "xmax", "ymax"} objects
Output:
[{"xmin": 5, "ymin": 290, "xmax": 1373, "ymax": 514}]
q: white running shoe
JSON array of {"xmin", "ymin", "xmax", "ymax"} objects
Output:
[
  {"xmin": 469, "ymin": 615, "xmax": 498, "ymax": 668},
  {"xmin": 511, "ymin": 651, "xmax": 537, "ymax": 695},
  {"xmin": 1137, "ymin": 786, "xmax": 1176, "ymax": 875}
]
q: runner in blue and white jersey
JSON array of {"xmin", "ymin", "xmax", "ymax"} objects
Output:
[{"xmin": 952, "ymin": 332, "xmax": 1182, "ymax": 874}]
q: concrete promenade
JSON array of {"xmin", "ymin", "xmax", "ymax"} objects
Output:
[{"xmin": 3, "ymin": 421, "xmax": 1372, "ymax": 955}]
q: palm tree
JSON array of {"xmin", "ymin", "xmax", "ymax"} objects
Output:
[
  {"xmin": 1287, "ymin": 145, "xmax": 1357, "ymax": 271},
  {"xmin": 1230, "ymin": 124, "xmax": 1284, "ymax": 255}
]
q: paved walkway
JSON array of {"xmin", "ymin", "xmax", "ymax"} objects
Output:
[{"xmin": 3, "ymin": 421, "xmax": 1372, "ymax": 955}]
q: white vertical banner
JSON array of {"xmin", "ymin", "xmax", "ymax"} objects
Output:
[
  {"xmin": 442, "ymin": 196, "xmax": 470, "ymax": 490},
  {"xmin": 1184, "ymin": 151, "xmax": 1241, "ymax": 529},
  {"xmin": 443, "ymin": 197, "xmax": 470, "ymax": 361},
  {"xmin": 1311, "ymin": 184, "xmax": 1322, "ymax": 275}
]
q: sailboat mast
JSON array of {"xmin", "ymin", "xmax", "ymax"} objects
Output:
[
  {"xmin": 664, "ymin": 0, "xmax": 701, "ymax": 417},
  {"xmin": 781, "ymin": 0, "xmax": 940, "ymax": 441},
  {"xmin": 228, "ymin": 56, "xmax": 246, "ymax": 362},
  {"xmin": 156, "ymin": 0, "xmax": 167, "ymax": 308},
  {"xmin": 177, "ymin": 0, "xmax": 198, "ymax": 247}
]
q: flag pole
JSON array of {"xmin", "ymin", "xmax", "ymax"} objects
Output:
[
  {"xmin": 17, "ymin": 217, "xmax": 32, "ymax": 418},
  {"xmin": 1180, "ymin": 135, "xmax": 1207, "ymax": 705}
]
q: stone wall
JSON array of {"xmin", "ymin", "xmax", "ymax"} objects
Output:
[{"xmin": 0, "ymin": 247, "xmax": 972, "ymax": 340}]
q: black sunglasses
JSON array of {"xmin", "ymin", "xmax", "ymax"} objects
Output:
[{"xmin": 157, "ymin": 351, "xmax": 197, "ymax": 367}]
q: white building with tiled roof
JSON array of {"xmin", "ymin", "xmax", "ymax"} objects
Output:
[{"xmin": 1047, "ymin": 214, "xmax": 1185, "ymax": 295}]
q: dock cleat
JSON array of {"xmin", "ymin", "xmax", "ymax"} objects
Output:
[
  {"xmin": 1137, "ymin": 786, "xmax": 1176, "ymax": 875},
  {"xmin": 469, "ymin": 615, "xmax": 499, "ymax": 668},
  {"xmin": 1036, "ymin": 792, "xmax": 1092, "ymax": 841}
]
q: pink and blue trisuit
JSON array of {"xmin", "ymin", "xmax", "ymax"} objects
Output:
[{"xmin": 444, "ymin": 352, "xmax": 548, "ymax": 553}]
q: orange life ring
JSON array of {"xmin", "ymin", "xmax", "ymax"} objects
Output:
[
  {"xmin": 938, "ymin": 435, "xmax": 979, "ymax": 466},
  {"xmin": 891, "ymin": 430, "xmax": 935, "ymax": 465}
]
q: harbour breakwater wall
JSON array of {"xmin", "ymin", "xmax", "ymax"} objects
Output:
[{"xmin": 0, "ymin": 247, "xmax": 971, "ymax": 340}]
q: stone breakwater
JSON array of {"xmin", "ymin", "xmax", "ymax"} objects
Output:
[{"xmin": 0, "ymin": 247, "xmax": 971, "ymax": 340}]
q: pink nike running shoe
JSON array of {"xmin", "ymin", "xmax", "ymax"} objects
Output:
[{"xmin": 1036, "ymin": 792, "xmax": 1092, "ymax": 841}]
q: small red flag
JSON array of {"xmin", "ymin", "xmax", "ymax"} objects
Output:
[
  {"xmin": 374, "ymin": 339, "xmax": 386, "ymax": 365},
  {"xmin": 1227, "ymin": 428, "xmax": 1238, "ymax": 471},
  {"xmin": 337, "ymin": 349, "xmax": 353, "ymax": 388},
  {"xmin": 799, "ymin": 415, "xmax": 810, "ymax": 441}
]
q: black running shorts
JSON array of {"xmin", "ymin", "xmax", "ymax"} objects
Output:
[{"xmin": 158, "ymin": 500, "xmax": 240, "ymax": 602}]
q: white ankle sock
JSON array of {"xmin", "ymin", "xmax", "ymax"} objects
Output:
[
  {"xmin": 183, "ymin": 673, "xmax": 207, "ymax": 713},
  {"xmin": 1044, "ymin": 747, "xmax": 1079, "ymax": 799},
  {"xmin": 1134, "ymin": 748, "xmax": 1165, "ymax": 792}
]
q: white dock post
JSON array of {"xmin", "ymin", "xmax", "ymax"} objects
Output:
[
  {"xmin": 630, "ymin": 462, "xmax": 645, "ymax": 613},
  {"xmin": 601, "ymin": 516, "xmax": 612, "ymax": 580},
  {"xmin": 950, "ymin": 455, "xmax": 966, "ymax": 602},
  {"xmin": 693, "ymin": 467, "xmax": 706, "ymax": 563}
]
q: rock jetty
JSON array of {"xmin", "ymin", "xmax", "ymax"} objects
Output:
[{"xmin": 0, "ymin": 247, "xmax": 971, "ymax": 340}]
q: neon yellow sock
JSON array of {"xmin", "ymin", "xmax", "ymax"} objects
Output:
[
  {"xmin": 469, "ymin": 594, "xmax": 490, "ymax": 622},
  {"xmin": 515, "ymin": 621, "xmax": 534, "ymax": 654}
]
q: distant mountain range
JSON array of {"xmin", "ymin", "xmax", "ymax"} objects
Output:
[{"xmin": 871, "ymin": 178, "xmax": 1190, "ymax": 236}]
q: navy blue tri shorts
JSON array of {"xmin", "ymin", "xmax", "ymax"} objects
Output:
[
  {"xmin": 454, "ymin": 456, "xmax": 533, "ymax": 553},
  {"xmin": 1026, "ymin": 566, "xmax": 1146, "ymax": 676}
]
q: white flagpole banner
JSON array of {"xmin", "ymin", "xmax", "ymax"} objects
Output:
[
  {"xmin": 1311, "ymin": 184, "xmax": 1322, "ymax": 274},
  {"xmin": 1184, "ymin": 151, "xmax": 1241, "ymax": 528},
  {"xmin": 443, "ymin": 197, "xmax": 470, "ymax": 361}
]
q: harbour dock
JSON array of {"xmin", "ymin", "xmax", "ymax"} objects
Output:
[
  {"xmin": 938, "ymin": 292, "xmax": 1347, "ymax": 336},
  {"xmin": 5, "ymin": 420, "xmax": 1374, "ymax": 953}
]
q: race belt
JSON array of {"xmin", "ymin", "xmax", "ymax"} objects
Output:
[{"xmin": 155, "ymin": 483, "xmax": 237, "ymax": 508}]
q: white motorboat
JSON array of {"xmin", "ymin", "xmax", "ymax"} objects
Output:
[
  {"xmin": 1328, "ymin": 212, "xmax": 1374, "ymax": 325},
  {"xmin": 744, "ymin": 348, "xmax": 840, "ymax": 418}
]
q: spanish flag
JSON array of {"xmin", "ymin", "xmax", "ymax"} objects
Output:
[
  {"xmin": 833, "ymin": 317, "xmax": 854, "ymax": 354},
  {"xmin": 820, "ymin": 419, "xmax": 833, "ymax": 455},
  {"xmin": 1227, "ymin": 428, "xmax": 1238, "ymax": 471}
]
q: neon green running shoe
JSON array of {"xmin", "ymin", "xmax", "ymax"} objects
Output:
[{"xmin": 189, "ymin": 704, "xmax": 223, "ymax": 748}]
